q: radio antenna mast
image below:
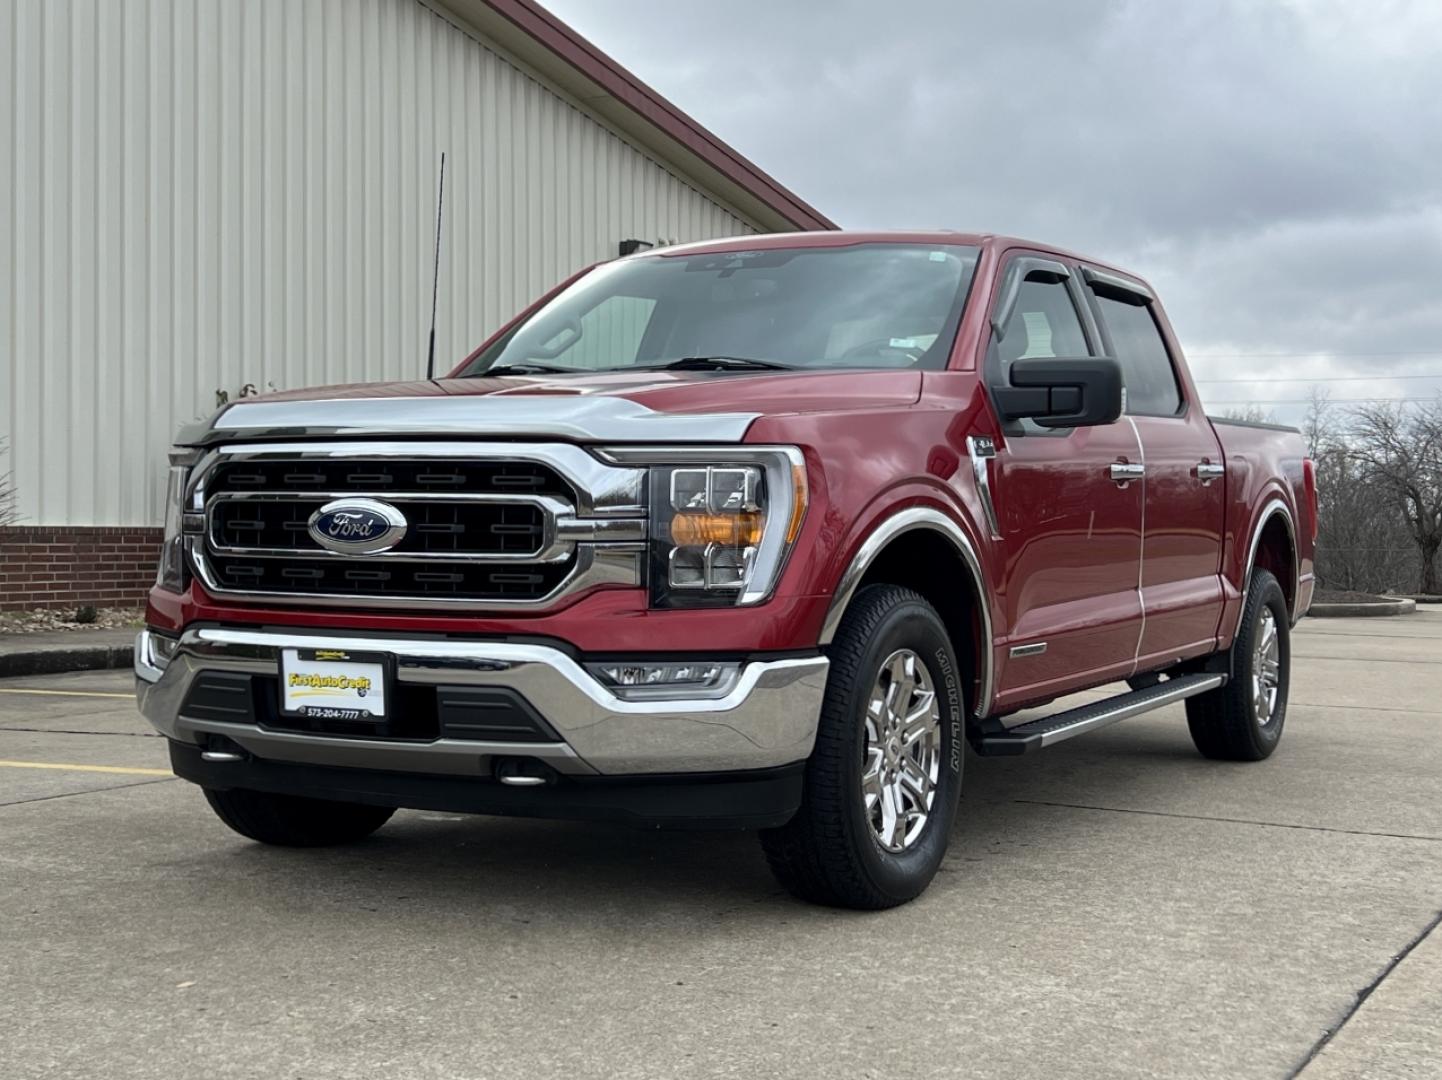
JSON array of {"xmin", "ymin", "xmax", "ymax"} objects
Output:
[{"xmin": 425, "ymin": 151, "xmax": 447, "ymax": 380}]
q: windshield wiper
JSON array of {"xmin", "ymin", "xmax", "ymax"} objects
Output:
[
  {"xmin": 466, "ymin": 362, "xmax": 573, "ymax": 377},
  {"xmin": 652, "ymin": 356, "xmax": 795, "ymax": 371}
]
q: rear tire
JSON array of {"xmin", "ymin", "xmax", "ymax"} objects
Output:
[
  {"xmin": 203, "ymin": 787, "xmax": 395, "ymax": 847},
  {"xmin": 1186, "ymin": 568, "xmax": 1290, "ymax": 761},
  {"xmin": 760, "ymin": 585, "xmax": 965, "ymax": 909}
]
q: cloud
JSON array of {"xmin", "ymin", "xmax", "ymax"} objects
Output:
[{"xmin": 544, "ymin": 0, "xmax": 1442, "ymax": 420}]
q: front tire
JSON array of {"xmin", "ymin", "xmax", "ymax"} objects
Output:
[
  {"xmin": 203, "ymin": 787, "xmax": 395, "ymax": 847},
  {"xmin": 760, "ymin": 585, "xmax": 965, "ymax": 909},
  {"xmin": 1186, "ymin": 568, "xmax": 1290, "ymax": 761}
]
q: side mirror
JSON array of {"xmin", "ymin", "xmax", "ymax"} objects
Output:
[{"xmin": 992, "ymin": 356, "xmax": 1124, "ymax": 429}]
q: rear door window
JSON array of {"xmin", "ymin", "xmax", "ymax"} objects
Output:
[{"xmin": 1093, "ymin": 295, "xmax": 1183, "ymax": 416}]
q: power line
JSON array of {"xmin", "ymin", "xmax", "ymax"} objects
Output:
[
  {"xmin": 1204, "ymin": 396, "xmax": 1440, "ymax": 405},
  {"xmin": 1195, "ymin": 374, "xmax": 1442, "ymax": 384},
  {"xmin": 1190, "ymin": 350, "xmax": 1442, "ymax": 359}
]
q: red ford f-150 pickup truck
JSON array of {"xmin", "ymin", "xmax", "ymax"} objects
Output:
[{"xmin": 137, "ymin": 232, "xmax": 1317, "ymax": 908}]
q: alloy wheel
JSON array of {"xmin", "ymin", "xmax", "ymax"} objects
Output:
[
  {"xmin": 1252, "ymin": 607, "xmax": 1281, "ymax": 726},
  {"xmin": 862, "ymin": 649, "xmax": 943, "ymax": 853}
]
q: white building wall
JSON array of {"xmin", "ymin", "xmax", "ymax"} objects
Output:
[{"xmin": 0, "ymin": 0, "xmax": 757, "ymax": 528}]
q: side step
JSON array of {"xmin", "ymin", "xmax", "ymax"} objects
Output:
[{"xmin": 973, "ymin": 673, "xmax": 1226, "ymax": 756}]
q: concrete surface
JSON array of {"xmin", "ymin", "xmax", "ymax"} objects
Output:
[
  {"xmin": 1306, "ymin": 597, "xmax": 1417, "ymax": 618},
  {"xmin": 0, "ymin": 629, "xmax": 137, "ymax": 678},
  {"xmin": 1, "ymin": 612, "xmax": 1439, "ymax": 1079}
]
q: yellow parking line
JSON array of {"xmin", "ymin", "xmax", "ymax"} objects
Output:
[
  {"xmin": 0, "ymin": 759, "xmax": 171, "ymax": 777},
  {"xmin": 0, "ymin": 688, "xmax": 134, "ymax": 700}
]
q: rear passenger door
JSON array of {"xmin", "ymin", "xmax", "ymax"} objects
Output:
[{"xmin": 1082, "ymin": 267, "xmax": 1226, "ymax": 668}]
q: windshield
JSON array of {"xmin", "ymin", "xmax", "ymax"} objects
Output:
[{"xmin": 459, "ymin": 243, "xmax": 982, "ymax": 375}]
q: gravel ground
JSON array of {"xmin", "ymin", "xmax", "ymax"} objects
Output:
[{"xmin": 0, "ymin": 607, "xmax": 145, "ymax": 634}]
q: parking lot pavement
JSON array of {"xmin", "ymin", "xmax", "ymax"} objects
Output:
[{"xmin": 2, "ymin": 613, "xmax": 1439, "ymax": 1080}]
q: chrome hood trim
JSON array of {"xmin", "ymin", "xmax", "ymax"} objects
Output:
[{"xmin": 176, "ymin": 394, "xmax": 759, "ymax": 446}]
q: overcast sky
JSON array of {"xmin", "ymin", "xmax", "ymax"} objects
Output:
[{"xmin": 545, "ymin": 0, "xmax": 1442, "ymax": 425}]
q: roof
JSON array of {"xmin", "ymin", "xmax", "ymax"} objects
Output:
[{"xmin": 434, "ymin": 0, "xmax": 837, "ymax": 233}]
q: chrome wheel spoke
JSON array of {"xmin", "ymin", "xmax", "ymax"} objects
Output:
[
  {"xmin": 900, "ymin": 692, "xmax": 938, "ymax": 746},
  {"xmin": 861, "ymin": 648, "xmax": 944, "ymax": 853},
  {"xmin": 1251, "ymin": 609, "xmax": 1281, "ymax": 727},
  {"xmin": 876, "ymin": 781, "xmax": 902, "ymax": 848},
  {"xmin": 862, "ymin": 751, "xmax": 884, "ymax": 800},
  {"xmin": 898, "ymin": 758, "xmax": 935, "ymax": 808},
  {"xmin": 887, "ymin": 653, "xmax": 917, "ymax": 713}
]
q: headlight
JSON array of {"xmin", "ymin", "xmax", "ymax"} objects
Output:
[
  {"xmin": 599, "ymin": 447, "xmax": 808, "ymax": 608},
  {"xmin": 155, "ymin": 451, "xmax": 197, "ymax": 593}
]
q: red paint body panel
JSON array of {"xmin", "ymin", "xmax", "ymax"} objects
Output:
[
  {"xmin": 153, "ymin": 232, "xmax": 1315, "ymax": 720},
  {"xmin": 987, "ymin": 416, "xmax": 1145, "ymax": 712}
]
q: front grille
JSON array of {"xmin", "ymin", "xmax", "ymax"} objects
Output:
[
  {"xmin": 211, "ymin": 498, "xmax": 547, "ymax": 557},
  {"xmin": 190, "ymin": 445, "xmax": 648, "ymax": 609},
  {"xmin": 199, "ymin": 453, "xmax": 582, "ymax": 604}
]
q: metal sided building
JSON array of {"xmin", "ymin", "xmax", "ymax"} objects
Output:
[{"xmin": 0, "ymin": 0, "xmax": 833, "ymax": 611}]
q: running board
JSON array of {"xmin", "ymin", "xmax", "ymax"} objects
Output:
[{"xmin": 973, "ymin": 673, "xmax": 1226, "ymax": 756}]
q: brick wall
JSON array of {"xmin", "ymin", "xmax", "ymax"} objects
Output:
[{"xmin": 0, "ymin": 527, "xmax": 162, "ymax": 611}]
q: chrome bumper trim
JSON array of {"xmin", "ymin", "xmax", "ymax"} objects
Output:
[{"xmin": 135, "ymin": 628, "xmax": 829, "ymax": 776}]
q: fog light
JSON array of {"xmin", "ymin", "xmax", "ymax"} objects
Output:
[
  {"xmin": 135, "ymin": 629, "xmax": 180, "ymax": 683},
  {"xmin": 587, "ymin": 660, "xmax": 742, "ymax": 701}
]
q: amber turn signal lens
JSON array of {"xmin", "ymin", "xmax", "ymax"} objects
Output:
[
  {"xmin": 786, "ymin": 462, "xmax": 807, "ymax": 544},
  {"xmin": 670, "ymin": 511, "xmax": 764, "ymax": 547}
]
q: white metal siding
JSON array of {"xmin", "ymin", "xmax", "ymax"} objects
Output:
[{"xmin": 0, "ymin": 0, "xmax": 757, "ymax": 527}]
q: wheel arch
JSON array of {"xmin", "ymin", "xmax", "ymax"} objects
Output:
[
  {"xmin": 1239, "ymin": 499, "xmax": 1299, "ymax": 630},
  {"xmin": 819, "ymin": 508, "xmax": 994, "ymax": 718}
]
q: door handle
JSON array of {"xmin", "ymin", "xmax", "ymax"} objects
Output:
[
  {"xmin": 1194, "ymin": 461, "xmax": 1224, "ymax": 484},
  {"xmin": 1109, "ymin": 462, "xmax": 1145, "ymax": 484}
]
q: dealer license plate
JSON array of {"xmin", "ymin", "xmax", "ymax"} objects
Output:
[{"xmin": 280, "ymin": 648, "xmax": 388, "ymax": 722}]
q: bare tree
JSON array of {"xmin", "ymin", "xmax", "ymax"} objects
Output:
[
  {"xmin": 1218, "ymin": 404, "xmax": 1278, "ymax": 425},
  {"xmin": 1302, "ymin": 386, "xmax": 1332, "ymax": 458},
  {"xmin": 1299, "ymin": 391, "xmax": 1413, "ymax": 593},
  {"xmin": 1348, "ymin": 400, "xmax": 1442, "ymax": 595}
]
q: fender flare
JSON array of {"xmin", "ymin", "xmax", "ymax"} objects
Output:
[
  {"xmin": 819, "ymin": 507, "xmax": 995, "ymax": 718},
  {"xmin": 1237, "ymin": 497, "xmax": 1299, "ymax": 632}
]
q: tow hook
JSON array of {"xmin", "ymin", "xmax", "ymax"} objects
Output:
[
  {"xmin": 199, "ymin": 735, "xmax": 248, "ymax": 763},
  {"xmin": 494, "ymin": 757, "xmax": 556, "ymax": 787}
]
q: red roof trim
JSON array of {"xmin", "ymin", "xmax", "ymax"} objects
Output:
[{"xmin": 480, "ymin": 0, "xmax": 838, "ymax": 232}]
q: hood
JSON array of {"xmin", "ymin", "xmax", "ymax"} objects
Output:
[{"xmin": 176, "ymin": 370, "xmax": 922, "ymax": 447}]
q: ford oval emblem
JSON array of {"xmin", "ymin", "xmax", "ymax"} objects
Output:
[{"xmin": 307, "ymin": 498, "xmax": 408, "ymax": 555}]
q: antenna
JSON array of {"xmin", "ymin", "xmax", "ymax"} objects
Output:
[{"xmin": 425, "ymin": 151, "xmax": 447, "ymax": 380}]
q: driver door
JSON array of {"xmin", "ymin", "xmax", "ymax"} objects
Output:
[{"xmin": 984, "ymin": 255, "xmax": 1144, "ymax": 713}]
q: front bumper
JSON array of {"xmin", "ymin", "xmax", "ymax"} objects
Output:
[
  {"xmin": 135, "ymin": 627, "xmax": 828, "ymax": 777},
  {"xmin": 169, "ymin": 741, "xmax": 804, "ymax": 830}
]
